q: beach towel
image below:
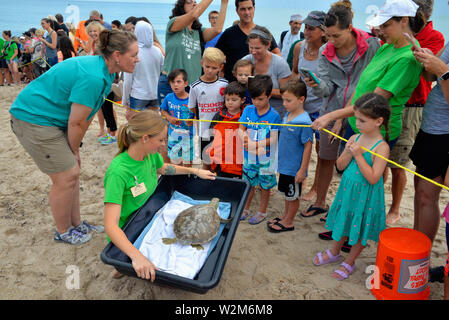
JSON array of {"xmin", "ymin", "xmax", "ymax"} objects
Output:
[{"xmin": 134, "ymin": 191, "xmax": 231, "ymax": 279}]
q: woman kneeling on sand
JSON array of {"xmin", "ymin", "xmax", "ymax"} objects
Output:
[{"xmin": 9, "ymin": 29, "xmax": 138, "ymax": 245}]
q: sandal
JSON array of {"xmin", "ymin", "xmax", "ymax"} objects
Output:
[
  {"xmin": 332, "ymin": 262, "xmax": 356, "ymax": 280},
  {"xmin": 266, "ymin": 217, "xmax": 281, "ymax": 227},
  {"xmin": 300, "ymin": 205, "xmax": 328, "ymax": 218},
  {"xmin": 267, "ymin": 221, "xmax": 294, "ymax": 233},
  {"xmin": 240, "ymin": 209, "xmax": 251, "ymax": 221},
  {"xmin": 313, "ymin": 249, "xmax": 341, "ymax": 266},
  {"xmin": 248, "ymin": 211, "xmax": 267, "ymax": 225}
]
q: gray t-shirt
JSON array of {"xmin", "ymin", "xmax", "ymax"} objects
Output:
[
  {"xmin": 242, "ymin": 53, "xmax": 291, "ymax": 118},
  {"xmin": 421, "ymin": 43, "xmax": 449, "ymax": 135},
  {"xmin": 298, "ymin": 41, "xmax": 324, "ymax": 114},
  {"xmin": 337, "ymin": 46, "xmax": 357, "ymax": 75}
]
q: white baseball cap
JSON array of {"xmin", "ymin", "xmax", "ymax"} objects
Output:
[
  {"xmin": 367, "ymin": 0, "xmax": 419, "ymax": 28},
  {"xmin": 290, "ymin": 14, "xmax": 303, "ymax": 22}
]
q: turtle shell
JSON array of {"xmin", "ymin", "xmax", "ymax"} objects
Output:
[{"xmin": 173, "ymin": 198, "xmax": 221, "ymax": 245}]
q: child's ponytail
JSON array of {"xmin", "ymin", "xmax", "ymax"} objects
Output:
[{"xmin": 115, "ymin": 110, "xmax": 168, "ymax": 156}]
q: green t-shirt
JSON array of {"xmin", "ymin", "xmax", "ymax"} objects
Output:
[
  {"xmin": 348, "ymin": 43, "xmax": 422, "ymax": 140},
  {"xmin": 10, "ymin": 55, "xmax": 114, "ymax": 128},
  {"xmin": 2, "ymin": 40, "xmax": 18, "ymax": 60},
  {"xmin": 0, "ymin": 38, "xmax": 4, "ymax": 59},
  {"xmin": 162, "ymin": 17, "xmax": 205, "ymax": 84},
  {"xmin": 104, "ymin": 151, "xmax": 164, "ymax": 231}
]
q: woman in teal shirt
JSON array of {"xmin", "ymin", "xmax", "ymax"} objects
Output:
[
  {"xmin": 104, "ymin": 110, "xmax": 216, "ymax": 281},
  {"xmin": 9, "ymin": 29, "xmax": 139, "ymax": 245}
]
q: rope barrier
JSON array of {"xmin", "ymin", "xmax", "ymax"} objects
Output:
[{"xmin": 105, "ymin": 98, "xmax": 449, "ymax": 192}]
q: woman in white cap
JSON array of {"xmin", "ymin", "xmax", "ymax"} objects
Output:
[{"xmin": 312, "ymin": 0, "xmax": 424, "ymax": 154}]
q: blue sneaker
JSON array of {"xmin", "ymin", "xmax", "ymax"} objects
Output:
[
  {"xmin": 98, "ymin": 133, "xmax": 109, "ymax": 143},
  {"xmin": 75, "ymin": 220, "xmax": 105, "ymax": 234},
  {"xmin": 54, "ymin": 227, "xmax": 92, "ymax": 245},
  {"xmin": 101, "ymin": 134, "xmax": 117, "ymax": 145}
]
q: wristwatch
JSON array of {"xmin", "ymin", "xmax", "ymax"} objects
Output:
[{"xmin": 440, "ymin": 70, "xmax": 449, "ymax": 81}]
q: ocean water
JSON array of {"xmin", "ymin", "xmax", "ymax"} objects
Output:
[{"xmin": 1, "ymin": 0, "xmax": 448, "ymax": 48}]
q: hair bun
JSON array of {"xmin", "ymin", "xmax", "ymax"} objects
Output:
[{"xmin": 331, "ymin": 0, "xmax": 352, "ymax": 9}]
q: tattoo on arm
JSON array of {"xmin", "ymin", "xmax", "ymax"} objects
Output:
[{"xmin": 165, "ymin": 165, "xmax": 176, "ymax": 175}]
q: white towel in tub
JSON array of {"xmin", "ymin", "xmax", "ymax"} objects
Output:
[{"xmin": 135, "ymin": 192, "xmax": 231, "ymax": 279}]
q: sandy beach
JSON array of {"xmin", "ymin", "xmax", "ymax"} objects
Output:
[{"xmin": 0, "ymin": 83, "xmax": 447, "ymax": 300}]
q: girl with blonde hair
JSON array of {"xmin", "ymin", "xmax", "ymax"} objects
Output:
[{"xmin": 104, "ymin": 110, "xmax": 216, "ymax": 280}]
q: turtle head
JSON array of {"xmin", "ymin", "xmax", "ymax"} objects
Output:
[{"xmin": 210, "ymin": 198, "xmax": 220, "ymax": 210}]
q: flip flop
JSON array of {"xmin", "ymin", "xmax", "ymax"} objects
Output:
[
  {"xmin": 267, "ymin": 221, "xmax": 294, "ymax": 233},
  {"xmin": 240, "ymin": 209, "xmax": 251, "ymax": 221},
  {"xmin": 318, "ymin": 231, "xmax": 333, "ymax": 240},
  {"xmin": 320, "ymin": 213, "xmax": 328, "ymax": 223},
  {"xmin": 248, "ymin": 212, "xmax": 267, "ymax": 225},
  {"xmin": 318, "ymin": 231, "xmax": 353, "ymax": 252},
  {"xmin": 266, "ymin": 217, "xmax": 281, "ymax": 227},
  {"xmin": 313, "ymin": 249, "xmax": 341, "ymax": 266},
  {"xmin": 300, "ymin": 205, "xmax": 328, "ymax": 218},
  {"xmin": 332, "ymin": 262, "xmax": 356, "ymax": 280}
]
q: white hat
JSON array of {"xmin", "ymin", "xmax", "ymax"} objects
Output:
[
  {"xmin": 366, "ymin": 0, "xmax": 419, "ymax": 28},
  {"xmin": 290, "ymin": 14, "xmax": 302, "ymax": 22}
]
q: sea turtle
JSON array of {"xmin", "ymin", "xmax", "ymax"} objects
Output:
[{"xmin": 162, "ymin": 198, "xmax": 231, "ymax": 250}]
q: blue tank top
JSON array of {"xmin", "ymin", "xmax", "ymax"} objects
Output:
[{"xmin": 45, "ymin": 31, "xmax": 57, "ymax": 59}]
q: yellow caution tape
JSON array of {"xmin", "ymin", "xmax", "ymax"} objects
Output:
[{"xmin": 104, "ymin": 99, "xmax": 449, "ymax": 192}]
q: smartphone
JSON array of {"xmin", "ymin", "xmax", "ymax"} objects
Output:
[
  {"xmin": 299, "ymin": 68, "xmax": 320, "ymax": 85},
  {"xmin": 403, "ymin": 33, "xmax": 419, "ymax": 51}
]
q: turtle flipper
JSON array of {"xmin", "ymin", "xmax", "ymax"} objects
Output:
[
  {"xmin": 162, "ymin": 237, "xmax": 177, "ymax": 245},
  {"xmin": 191, "ymin": 244, "xmax": 204, "ymax": 250}
]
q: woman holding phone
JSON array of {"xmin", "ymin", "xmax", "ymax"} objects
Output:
[
  {"xmin": 300, "ymin": 0, "xmax": 381, "ymax": 220},
  {"xmin": 311, "ymin": 0, "xmax": 425, "ymax": 245}
]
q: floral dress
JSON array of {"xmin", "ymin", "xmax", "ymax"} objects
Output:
[{"xmin": 325, "ymin": 135, "xmax": 386, "ymax": 246}]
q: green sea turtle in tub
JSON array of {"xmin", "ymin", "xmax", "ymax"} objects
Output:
[{"xmin": 162, "ymin": 198, "xmax": 231, "ymax": 250}]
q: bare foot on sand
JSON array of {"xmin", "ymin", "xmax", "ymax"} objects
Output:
[
  {"xmin": 386, "ymin": 211, "xmax": 401, "ymax": 225},
  {"xmin": 301, "ymin": 189, "xmax": 317, "ymax": 202}
]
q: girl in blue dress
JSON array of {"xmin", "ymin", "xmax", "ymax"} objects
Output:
[{"xmin": 313, "ymin": 93, "xmax": 391, "ymax": 280}]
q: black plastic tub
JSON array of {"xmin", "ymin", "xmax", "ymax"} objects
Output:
[{"xmin": 100, "ymin": 175, "xmax": 251, "ymax": 294}]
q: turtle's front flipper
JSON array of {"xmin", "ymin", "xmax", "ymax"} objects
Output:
[
  {"xmin": 162, "ymin": 237, "xmax": 177, "ymax": 245},
  {"xmin": 191, "ymin": 244, "xmax": 204, "ymax": 250},
  {"xmin": 220, "ymin": 218, "xmax": 232, "ymax": 223}
]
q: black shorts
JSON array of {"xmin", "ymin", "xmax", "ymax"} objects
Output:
[
  {"xmin": 409, "ymin": 129, "xmax": 449, "ymax": 180},
  {"xmin": 0, "ymin": 59, "xmax": 8, "ymax": 69},
  {"xmin": 278, "ymin": 173, "xmax": 302, "ymax": 201}
]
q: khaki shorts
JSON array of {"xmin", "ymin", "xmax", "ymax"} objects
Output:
[
  {"xmin": 10, "ymin": 116, "xmax": 77, "ymax": 175},
  {"xmin": 388, "ymin": 107, "xmax": 423, "ymax": 169},
  {"xmin": 318, "ymin": 120, "xmax": 346, "ymax": 161}
]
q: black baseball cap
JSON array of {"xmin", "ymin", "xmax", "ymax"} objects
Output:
[{"xmin": 302, "ymin": 11, "xmax": 326, "ymax": 27}]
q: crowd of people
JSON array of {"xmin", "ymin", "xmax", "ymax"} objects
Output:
[{"xmin": 6, "ymin": 0, "xmax": 449, "ymax": 298}]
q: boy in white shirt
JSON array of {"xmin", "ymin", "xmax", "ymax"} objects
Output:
[{"xmin": 188, "ymin": 47, "xmax": 228, "ymax": 169}]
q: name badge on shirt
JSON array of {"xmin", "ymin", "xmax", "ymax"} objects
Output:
[{"xmin": 130, "ymin": 176, "xmax": 147, "ymax": 197}]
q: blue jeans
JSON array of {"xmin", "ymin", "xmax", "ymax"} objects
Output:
[
  {"xmin": 157, "ymin": 73, "xmax": 173, "ymax": 106},
  {"xmin": 129, "ymin": 96, "xmax": 159, "ymax": 111}
]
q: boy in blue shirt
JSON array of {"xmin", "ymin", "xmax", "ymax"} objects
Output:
[
  {"xmin": 239, "ymin": 75, "xmax": 281, "ymax": 225},
  {"xmin": 267, "ymin": 79, "xmax": 313, "ymax": 232},
  {"xmin": 160, "ymin": 69, "xmax": 195, "ymax": 166}
]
